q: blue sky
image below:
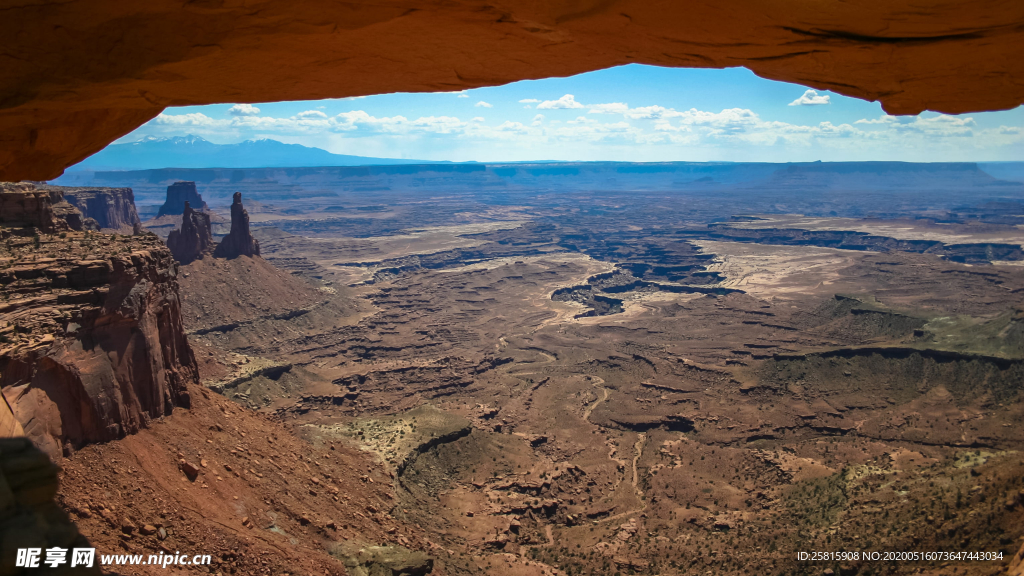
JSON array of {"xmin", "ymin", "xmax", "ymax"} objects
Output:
[{"xmin": 119, "ymin": 64, "xmax": 1023, "ymax": 162}]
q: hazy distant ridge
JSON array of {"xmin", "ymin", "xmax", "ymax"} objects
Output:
[{"xmin": 67, "ymin": 134, "xmax": 439, "ymax": 171}]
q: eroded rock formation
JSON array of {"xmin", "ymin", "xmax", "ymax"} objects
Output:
[
  {"xmin": 0, "ymin": 231, "xmax": 197, "ymax": 459},
  {"xmin": 0, "ymin": 0, "xmax": 1021, "ymax": 181},
  {"xmin": 213, "ymin": 192, "xmax": 260, "ymax": 259},
  {"xmin": 0, "ymin": 183, "xmax": 65, "ymax": 234},
  {"xmin": 47, "ymin": 191, "xmax": 94, "ymax": 233},
  {"xmin": 157, "ymin": 181, "xmax": 208, "ymax": 218},
  {"xmin": 166, "ymin": 201, "xmax": 214, "ymax": 264},
  {"xmin": 45, "ymin": 186, "xmax": 141, "ymax": 232}
]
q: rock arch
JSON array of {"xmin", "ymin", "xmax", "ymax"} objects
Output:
[{"xmin": 1, "ymin": 0, "xmax": 1021, "ymax": 180}]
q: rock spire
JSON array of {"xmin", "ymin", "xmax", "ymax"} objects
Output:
[
  {"xmin": 213, "ymin": 192, "xmax": 260, "ymax": 259},
  {"xmin": 166, "ymin": 201, "xmax": 214, "ymax": 264}
]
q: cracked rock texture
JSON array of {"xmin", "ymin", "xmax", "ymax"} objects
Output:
[
  {"xmin": 0, "ymin": 0, "xmax": 1021, "ymax": 180},
  {"xmin": 0, "ymin": 230, "xmax": 197, "ymax": 459},
  {"xmin": 45, "ymin": 186, "xmax": 141, "ymax": 233}
]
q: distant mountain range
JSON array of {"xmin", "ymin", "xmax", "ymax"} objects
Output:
[{"xmin": 67, "ymin": 135, "xmax": 441, "ymax": 171}]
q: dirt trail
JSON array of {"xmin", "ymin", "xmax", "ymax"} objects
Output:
[
  {"xmin": 597, "ymin": 432, "xmax": 649, "ymax": 525},
  {"xmin": 508, "ymin": 349, "xmax": 557, "ymax": 377},
  {"xmin": 632, "ymin": 433, "xmax": 646, "ymax": 498},
  {"xmin": 582, "ymin": 378, "xmax": 608, "ymax": 423}
]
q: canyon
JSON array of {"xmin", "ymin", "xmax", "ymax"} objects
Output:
[{"xmin": 2, "ymin": 161, "xmax": 1024, "ymax": 575}]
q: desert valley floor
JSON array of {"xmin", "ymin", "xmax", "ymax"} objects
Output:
[{"xmin": 6, "ymin": 162, "xmax": 1024, "ymax": 576}]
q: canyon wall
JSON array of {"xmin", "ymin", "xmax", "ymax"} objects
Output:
[
  {"xmin": 0, "ymin": 0, "xmax": 1021, "ymax": 181},
  {"xmin": 50, "ymin": 186, "xmax": 142, "ymax": 232},
  {"xmin": 0, "ymin": 184, "xmax": 64, "ymax": 233},
  {"xmin": 0, "ymin": 232, "xmax": 197, "ymax": 459}
]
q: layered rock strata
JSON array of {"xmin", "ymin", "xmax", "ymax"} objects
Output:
[
  {"xmin": 157, "ymin": 181, "xmax": 208, "ymax": 217},
  {"xmin": 166, "ymin": 201, "xmax": 214, "ymax": 264},
  {"xmin": 213, "ymin": 192, "xmax": 260, "ymax": 259},
  {"xmin": 47, "ymin": 190, "xmax": 94, "ymax": 233},
  {"xmin": 47, "ymin": 186, "xmax": 141, "ymax": 232},
  {"xmin": 0, "ymin": 230, "xmax": 197, "ymax": 459},
  {"xmin": 0, "ymin": 183, "xmax": 65, "ymax": 234}
]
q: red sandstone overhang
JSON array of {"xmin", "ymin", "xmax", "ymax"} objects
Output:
[{"xmin": 2, "ymin": 0, "xmax": 1022, "ymax": 181}]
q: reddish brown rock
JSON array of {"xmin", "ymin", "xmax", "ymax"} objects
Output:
[
  {"xmin": 45, "ymin": 186, "xmax": 142, "ymax": 233},
  {"xmin": 213, "ymin": 192, "xmax": 260, "ymax": 259},
  {"xmin": 0, "ymin": 0, "xmax": 1021, "ymax": 181},
  {"xmin": 0, "ymin": 231, "xmax": 197, "ymax": 459},
  {"xmin": 1011, "ymin": 541, "xmax": 1024, "ymax": 576},
  {"xmin": 179, "ymin": 460, "xmax": 200, "ymax": 480},
  {"xmin": 47, "ymin": 190, "xmax": 94, "ymax": 233},
  {"xmin": 0, "ymin": 183, "xmax": 66, "ymax": 233},
  {"xmin": 166, "ymin": 201, "xmax": 214, "ymax": 264},
  {"xmin": 157, "ymin": 181, "xmax": 208, "ymax": 218}
]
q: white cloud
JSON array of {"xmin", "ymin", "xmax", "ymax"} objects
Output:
[
  {"xmin": 519, "ymin": 99, "xmax": 540, "ymax": 103},
  {"xmin": 228, "ymin": 103, "xmax": 261, "ymax": 116},
  {"xmin": 854, "ymin": 115, "xmax": 898, "ymax": 125},
  {"xmin": 788, "ymin": 89, "xmax": 831, "ymax": 106},
  {"xmin": 623, "ymin": 105, "xmax": 680, "ymax": 120},
  {"xmin": 475, "ymin": 101, "xmax": 493, "ymax": 108},
  {"xmin": 855, "ymin": 114, "xmax": 977, "ymax": 137},
  {"xmin": 143, "ymin": 101, "xmax": 1022, "ymax": 160},
  {"xmin": 456, "ymin": 91, "xmax": 470, "ymax": 98},
  {"xmin": 537, "ymin": 94, "xmax": 585, "ymax": 110},
  {"xmin": 154, "ymin": 112, "xmax": 228, "ymax": 127},
  {"xmin": 329, "ymin": 111, "xmax": 469, "ymax": 135},
  {"xmin": 589, "ymin": 102, "xmax": 629, "ymax": 115}
]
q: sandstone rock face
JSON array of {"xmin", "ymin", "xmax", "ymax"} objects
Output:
[
  {"xmin": 0, "ymin": 183, "xmax": 65, "ymax": 233},
  {"xmin": 48, "ymin": 194, "xmax": 90, "ymax": 233},
  {"xmin": 166, "ymin": 201, "xmax": 214, "ymax": 264},
  {"xmin": 47, "ymin": 186, "xmax": 142, "ymax": 233},
  {"xmin": 0, "ymin": 438, "xmax": 101, "ymax": 575},
  {"xmin": 213, "ymin": 193, "xmax": 260, "ymax": 259},
  {"xmin": 41, "ymin": 186, "xmax": 100, "ymax": 233},
  {"xmin": 1010, "ymin": 541, "xmax": 1024, "ymax": 576},
  {"xmin": 157, "ymin": 181, "xmax": 208, "ymax": 218},
  {"xmin": 0, "ymin": 395, "xmax": 24, "ymax": 438},
  {"xmin": 0, "ymin": 231, "xmax": 197, "ymax": 459},
  {"xmin": 0, "ymin": 0, "xmax": 1021, "ymax": 181}
]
